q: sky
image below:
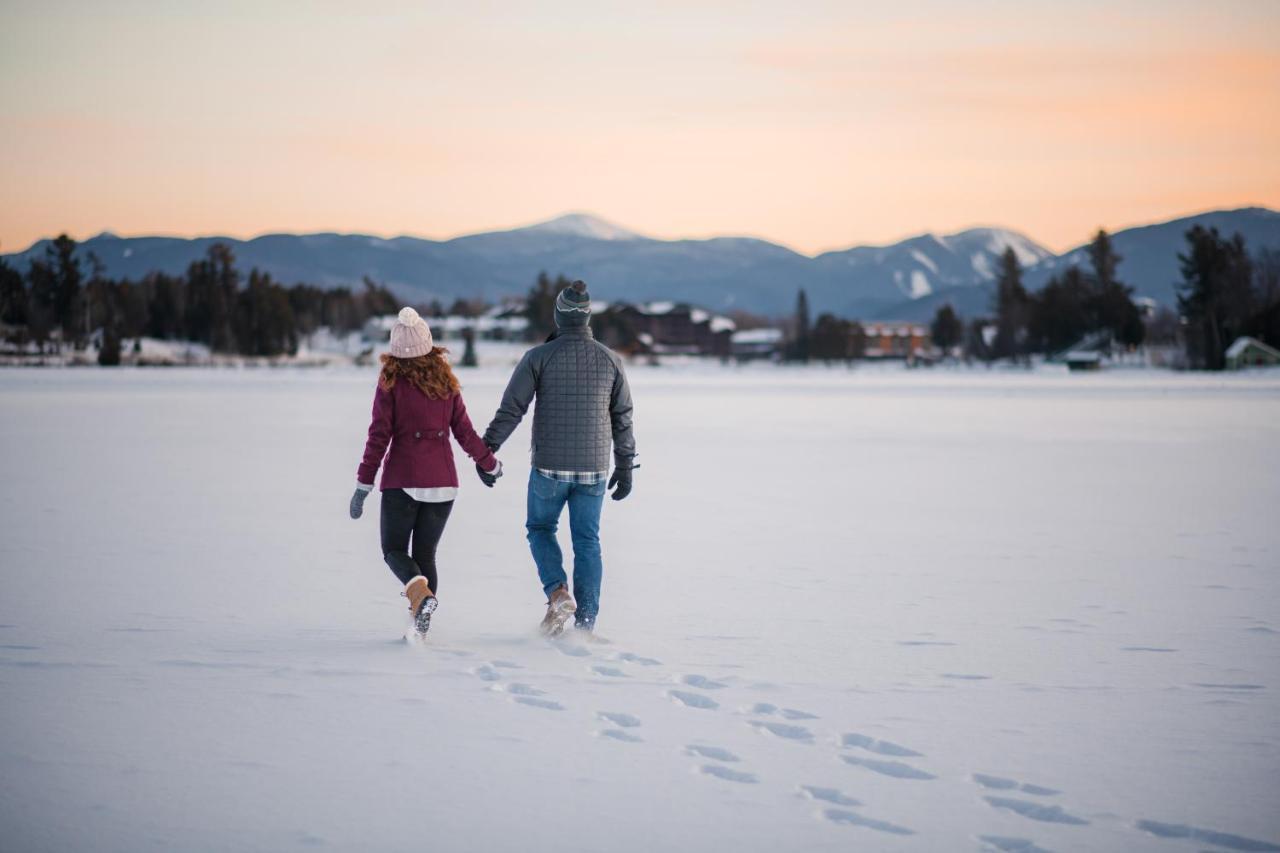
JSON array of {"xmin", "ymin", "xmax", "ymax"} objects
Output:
[{"xmin": 2, "ymin": 0, "xmax": 1278, "ymax": 255}]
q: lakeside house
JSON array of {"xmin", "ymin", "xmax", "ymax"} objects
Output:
[{"xmin": 1225, "ymin": 336, "xmax": 1280, "ymax": 370}]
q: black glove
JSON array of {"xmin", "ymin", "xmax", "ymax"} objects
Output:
[
  {"xmin": 608, "ymin": 467, "xmax": 633, "ymax": 501},
  {"xmin": 477, "ymin": 460, "xmax": 502, "ymax": 488},
  {"xmin": 350, "ymin": 487, "xmax": 370, "ymax": 519}
]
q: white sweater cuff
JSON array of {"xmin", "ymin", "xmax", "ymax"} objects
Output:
[{"xmin": 355, "ymin": 482, "xmax": 374, "ymax": 492}]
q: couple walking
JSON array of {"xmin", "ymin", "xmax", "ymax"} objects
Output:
[{"xmin": 348, "ymin": 280, "xmax": 637, "ymax": 638}]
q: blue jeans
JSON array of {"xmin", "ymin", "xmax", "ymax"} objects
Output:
[{"xmin": 526, "ymin": 470, "xmax": 606, "ymax": 626}]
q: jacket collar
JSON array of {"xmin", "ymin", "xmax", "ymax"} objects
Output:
[{"xmin": 547, "ymin": 326, "xmax": 594, "ymax": 342}]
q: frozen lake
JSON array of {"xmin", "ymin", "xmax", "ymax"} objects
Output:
[{"xmin": 1, "ymin": 364, "xmax": 1278, "ymax": 852}]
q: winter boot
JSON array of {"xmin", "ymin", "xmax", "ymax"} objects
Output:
[
  {"xmin": 404, "ymin": 576, "xmax": 438, "ymax": 637},
  {"xmin": 539, "ymin": 584, "xmax": 576, "ymax": 638}
]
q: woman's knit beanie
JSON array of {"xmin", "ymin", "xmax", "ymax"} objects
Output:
[
  {"xmin": 389, "ymin": 307, "xmax": 434, "ymax": 358},
  {"xmin": 554, "ymin": 280, "xmax": 591, "ymax": 328}
]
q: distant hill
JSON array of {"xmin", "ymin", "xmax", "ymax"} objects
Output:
[{"xmin": 5, "ymin": 208, "xmax": 1278, "ymax": 320}]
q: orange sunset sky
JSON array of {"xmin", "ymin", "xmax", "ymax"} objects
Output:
[{"xmin": 2, "ymin": 0, "xmax": 1278, "ymax": 255}]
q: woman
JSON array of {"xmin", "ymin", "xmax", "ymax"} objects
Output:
[{"xmin": 349, "ymin": 307, "xmax": 502, "ymax": 637}]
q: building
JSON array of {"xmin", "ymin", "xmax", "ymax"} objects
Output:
[
  {"xmin": 598, "ymin": 302, "xmax": 736, "ymax": 358},
  {"xmin": 1225, "ymin": 336, "xmax": 1280, "ymax": 370},
  {"xmin": 363, "ymin": 306, "xmax": 529, "ymax": 346},
  {"xmin": 729, "ymin": 327, "xmax": 784, "ymax": 361},
  {"xmin": 861, "ymin": 322, "xmax": 931, "ymax": 360}
]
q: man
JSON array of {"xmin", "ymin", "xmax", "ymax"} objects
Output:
[{"xmin": 482, "ymin": 280, "xmax": 636, "ymax": 635}]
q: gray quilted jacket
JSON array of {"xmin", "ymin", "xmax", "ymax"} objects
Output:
[{"xmin": 483, "ymin": 327, "xmax": 636, "ymax": 473}]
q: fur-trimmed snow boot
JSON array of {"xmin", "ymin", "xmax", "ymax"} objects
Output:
[
  {"xmin": 404, "ymin": 576, "xmax": 438, "ymax": 637},
  {"xmin": 539, "ymin": 584, "xmax": 576, "ymax": 638}
]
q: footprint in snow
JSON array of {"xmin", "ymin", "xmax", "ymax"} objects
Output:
[
  {"xmin": 984, "ymin": 796, "xmax": 1088, "ymax": 825},
  {"xmin": 978, "ymin": 835, "xmax": 1051, "ymax": 853},
  {"xmin": 500, "ymin": 683, "xmax": 546, "ymax": 697},
  {"xmin": 841, "ymin": 755, "xmax": 936, "ymax": 780},
  {"xmin": 490, "ymin": 660, "xmax": 521, "ymax": 669},
  {"xmin": 748, "ymin": 720, "xmax": 814, "ymax": 743},
  {"xmin": 553, "ymin": 643, "xmax": 591, "ymax": 658},
  {"xmin": 842, "ymin": 732, "xmax": 923, "ymax": 758},
  {"xmin": 514, "ymin": 696, "xmax": 565, "ymax": 711},
  {"xmin": 798, "ymin": 785, "xmax": 860, "ymax": 807},
  {"xmin": 615, "ymin": 652, "xmax": 661, "ymax": 665},
  {"xmin": 669, "ymin": 690, "xmax": 718, "ymax": 710},
  {"xmin": 681, "ymin": 674, "xmax": 727, "ymax": 690},
  {"xmin": 596, "ymin": 711, "xmax": 641, "ymax": 728},
  {"xmin": 699, "ymin": 765, "xmax": 757, "ymax": 784},
  {"xmin": 591, "ymin": 665, "xmax": 628, "ymax": 678},
  {"xmin": 822, "ymin": 809, "xmax": 914, "ymax": 835},
  {"xmin": 686, "ymin": 745, "xmax": 739, "ymax": 762},
  {"xmin": 598, "ymin": 729, "xmax": 642, "ymax": 743},
  {"xmin": 973, "ymin": 774, "xmax": 1059, "ymax": 796},
  {"xmin": 1135, "ymin": 819, "xmax": 1280, "ymax": 851},
  {"xmin": 473, "ymin": 664, "xmax": 501, "ymax": 682},
  {"xmin": 749, "ymin": 702, "xmax": 818, "ymax": 720}
]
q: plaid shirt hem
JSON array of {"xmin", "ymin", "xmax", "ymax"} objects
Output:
[{"xmin": 536, "ymin": 468, "xmax": 608, "ymax": 485}]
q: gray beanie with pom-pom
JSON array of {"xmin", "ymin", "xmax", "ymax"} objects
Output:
[{"xmin": 554, "ymin": 280, "xmax": 591, "ymax": 328}]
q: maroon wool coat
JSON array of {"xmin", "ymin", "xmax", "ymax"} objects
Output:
[{"xmin": 357, "ymin": 380, "xmax": 497, "ymax": 490}]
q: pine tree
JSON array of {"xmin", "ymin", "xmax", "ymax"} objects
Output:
[
  {"xmin": 1252, "ymin": 249, "xmax": 1280, "ymax": 347},
  {"xmin": 0, "ymin": 255, "xmax": 27, "ymax": 330},
  {"xmin": 790, "ymin": 289, "xmax": 811, "ymax": 363},
  {"xmin": 930, "ymin": 304, "xmax": 963, "ymax": 356},
  {"xmin": 48, "ymin": 235, "xmax": 84, "ymax": 349},
  {"xmin": 525, "ymin": 272, "xmax": 563, "ymax": 341},
  {"xmin": 810, "ymin": 313, "xmax": 853, "ymax": 363},
  {"xmin": 1086, "ymin": 229, "xmax": 1143, "ymax": 346},
  {"xmin": 991, "ymin": 248, "xmax": 1029, "ymax": 362},
  {"xmin": 1029, "ymin": 267, "xmax": 1091, "ymax": 354},
  {"xmin": 1177, "ymin": 226, "xmax": 1254, "ymax": 370}
]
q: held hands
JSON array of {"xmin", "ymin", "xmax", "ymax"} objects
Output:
[
  {"xmin": 349, "ymin": 486, "xmax": 370, "ymax": 519},
  {"xmin": 477, "ymin": 459, "xmax": 503, "ymax": 488},
  {"xmin": 608, "ymin": 466, "xmax": 634, "ymax": 501}
]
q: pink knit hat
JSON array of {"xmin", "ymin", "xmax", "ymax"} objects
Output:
[{"xmin": 388, "ymin": 307, "xmax": 434, "ymax": 358}]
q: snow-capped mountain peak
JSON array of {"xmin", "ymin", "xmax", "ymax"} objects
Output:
[
  {"xmin": 515, "ymin": 212, "xmax": 643, "ymax": 241},
  {"xmin": 941, "ymin": 227, "xmax": 1053, "ymax": 269}
]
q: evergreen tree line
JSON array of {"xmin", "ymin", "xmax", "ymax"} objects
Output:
[
  {"xmin": 972, "ymin": 226, "xmax": 1279, "ymax": 368},
  {"xmin": 0, "ymin": 236, "xmax": 399, "ymax": 363},
  {"xmin": 786, "ymin": 290, "xmax": 869, "ymax": 363},
  {"xmin": 784, "ymin": 226, "xmax": 1280, "ymax": 370},
  {"xmin": 978, "ymin": 229, "xmax": 1146, "ymax": 363}
]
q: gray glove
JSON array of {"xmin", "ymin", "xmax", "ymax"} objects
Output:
[{"xmin": 350, "ymin": 487, "xmax": 370, "ymax": 519}]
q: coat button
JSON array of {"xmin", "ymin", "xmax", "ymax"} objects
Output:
[
  {"xmin": 414, "ymin": 431, "xmax": 421, "ymax": 438},
  {"xmin": 437, "ymin": 430, "xmax": 445, "ymax": 437}
]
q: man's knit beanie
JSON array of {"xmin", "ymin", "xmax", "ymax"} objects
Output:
[
  {"xmin": 554, "ymin": 280, "xmax": 591, "ymax": 328},
  {"xmin": 388, "ymin": 306, "xmax": 434, "ymax": 358}
]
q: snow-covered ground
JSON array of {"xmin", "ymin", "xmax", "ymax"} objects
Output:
[{"xmin": 1, "ymin": 364, "xmax": 1278, "ymax": 852}]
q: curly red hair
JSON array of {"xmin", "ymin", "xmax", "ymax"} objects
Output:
[{"xmin": 378, "ymin": 347, "xmax": 461, "ymax": 399}]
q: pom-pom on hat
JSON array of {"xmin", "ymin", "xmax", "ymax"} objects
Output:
[
  {"xmin": 554, "ymin": 280, "xmax": 592, "ymax": 328},
  {"xmin": 388, "ymin": 306, "xmax": 434, "ymax": 358}
]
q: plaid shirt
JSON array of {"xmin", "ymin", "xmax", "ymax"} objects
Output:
[{"xmin": 536, "ymin": 468, "xmax": 608, "ymax": 485}]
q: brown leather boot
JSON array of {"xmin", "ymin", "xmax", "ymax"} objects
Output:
[
  {"xmin": 539, "ymin": 584, "xmax": 576, "ymax": 637},
  {"xmin": 404, "ymin": 576, "xmax": 438, "ymax": 636}
]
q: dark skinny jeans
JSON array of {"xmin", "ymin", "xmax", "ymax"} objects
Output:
[{"xmin": 380, "ymin": 489, "xmax": 454, "ymax": 592}]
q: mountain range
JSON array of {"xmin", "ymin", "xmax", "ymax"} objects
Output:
[{"xmin": 5, "ymin": 207, "xmax": 1278, "ymax": 321}]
